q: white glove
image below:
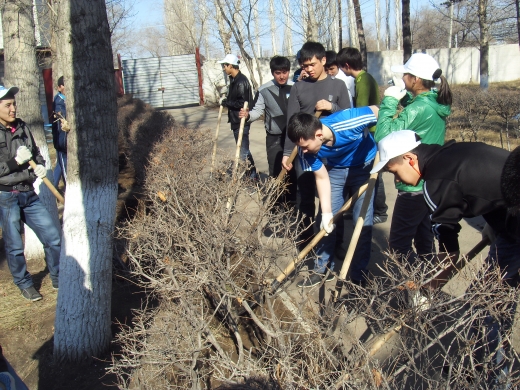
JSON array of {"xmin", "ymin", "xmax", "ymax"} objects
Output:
[
  {"xmin": 34, "ymin": 164, "xmax": 46, "ymax": 179},
  {"xmin": 320, "ymin": 213, "xmax": 335, "ymax": 235},
  {"xmin": 384, "ymin": 76, "xmax": 406, "ymax": 101},
  {"xmin": 14, "ymin": 146, "xmax": 32, "ymax": 165}
]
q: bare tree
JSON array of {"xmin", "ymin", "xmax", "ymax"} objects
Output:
[
  {"xmin": 489, "ymin": 89, "xmax": 520, "ymax": 150},
  {"xmin": 353, "ymin": 0, "xmax": 367, "ymax": 68},
  {"xmin": 385, "ymin": 0, "xmax": 391, "ymax": 49},
  {"xmin": 1, "ymin": 0, "xmax": 61, "ymax": 260},
  {"xmin": 375, "ymin": 0, "xmax": 381, "ymax": 50},
  {"xmin": 402, "ymin": 0, "xmax": 411, "ymax": 62},
  {"xmin": 478, "ymin": 0, "xmax": 490, "ymax": 90},
  {"xmin": 394, "ymin": 0, "xmax": 402, "ymax": 49},
  {"xmin": 53, "ymin": 0, "xmax": 119, "ymax": 361}
]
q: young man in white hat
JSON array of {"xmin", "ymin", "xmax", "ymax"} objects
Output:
[
  {"xmin": 0, "ymin": 86, "xmax": 61, "ymax": 301},
  {"xmin": 372, "ymin": 130, "xmax": 519, "ymax": 288},
  {"xmin": 217, "ymin": 54, "xmax": 258, "ymax": 180}
]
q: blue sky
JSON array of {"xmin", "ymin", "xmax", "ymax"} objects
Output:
[{"xmin": 124, "ymin": 0, "xmax": 436, "ymax": 58}]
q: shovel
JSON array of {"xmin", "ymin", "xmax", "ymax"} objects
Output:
[{"xmin": 29, "ymin": 160, "xmax": 64, "ymax": 204}]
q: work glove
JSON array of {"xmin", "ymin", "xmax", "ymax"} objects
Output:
[
  {"xmin": 14, "ymin": 146, "xmax": 32, "ymax": 165},
  {"xmin": 33, "ymin": 164, "xmax": 46, "ymax": 179},
  {"xmin": 320, "ymin": 212, "xmax": 335, "ymax": 236},
  {"xmin": 219, "ymin": 97, "xmax": 227, "ymax": 106},
  {"xmin": 384, "ymin": 76, "xmax": 406, "ymax": 101}
]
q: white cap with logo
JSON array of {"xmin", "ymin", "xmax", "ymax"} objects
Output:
[
  {"xmin": 0, "ymin": 86, "xmax": 19, "ymax": 100},
  {"xmin": 370, "ymin": 130, "xmax": 422, "ymax": 174},
  {"xmin": 391, "ymin": 53, "xmax": 441, "ymax": 81},
  {"xmin": 218, "ymin": 54, "xmax": 240, "ymax": 66}
]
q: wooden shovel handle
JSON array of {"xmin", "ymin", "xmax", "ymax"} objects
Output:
[
  {"xmin": 210, "ymin": 104, "xmax": 224, "ymax": 174},
  {"xmin": 29, "ymin": 160, "xmax": 64, "ymax": 204}
]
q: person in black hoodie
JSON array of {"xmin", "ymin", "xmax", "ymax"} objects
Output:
[
  {"xmin": 217, "ymin": 54, "xmax": 257, "ymax": 180},
  {"xmin": 371, "ymin": 130, "xmax": 519, "ymax": 284},
  {"xmin": 0, "ymin": 86, "xmax": 61, "ymax": 302},
  {"xmin": 372, "ymin": 130, "xmax": 520, "ymax": 388}
]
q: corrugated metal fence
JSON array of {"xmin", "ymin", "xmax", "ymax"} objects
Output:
[{"xmin": 122, "ymin": 54, "xmax": 200, "ymax": 108}]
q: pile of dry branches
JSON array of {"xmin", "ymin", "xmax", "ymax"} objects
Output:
[{"xmin": 110, "ymin": 124, "xmax": 519, "ymax": 389}]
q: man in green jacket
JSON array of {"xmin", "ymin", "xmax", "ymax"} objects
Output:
[{"xmin": 374, "ymin": 53, "xmax": 452, "ymax": 263}]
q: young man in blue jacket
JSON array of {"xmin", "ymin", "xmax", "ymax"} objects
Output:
[
  {"xmin": 287, "ymin": 105, "xmax": 379, "ymax": 287},
  {"xmin": 52, "ymin": 76, "xmax": 67, "ymax": 187}
]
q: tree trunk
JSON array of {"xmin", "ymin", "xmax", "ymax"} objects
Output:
[
  {"xmin": 269, "ymin": 0, "xmax": 277, "ymax": 55},
  {"xmin": 402, "ymin": 0, "xmax": 411, "ymax": 63},
  {"xmin": 352, "ymin": 0, "xmax": 367, "ymax": 68},
  {"xmin": 215, "ymin": 1, "xmax": 232, "ymax": 54},
  {"xmin": 385, "ymin": 0, "xmax": 390, "ymax": 49},
  {"xmin": 339, "ymin": 0, "xmax": 343, "ymax": 49},
  {"xmin": 515, "ymin": 0, "xmax": 520, "ymax": 46},
  {"xmin": 478, "ymin": 0, "xmax": 489, "ymax": 90},
  {"xmin": 306, "ymin": 0, "xmax": 319, "ymax": 41},
  {"xmin": 53, "ymin": 0, "xmax": 118, "ymax": 361},
  {"xmin": 375, "ymin": 0, "xmax": 380, "ymax": 51},
  {"xmin": 394, "ymin": 0, "xmax": 401, "ymax": 50},
  {"xmin": 1, "ymin": 0, "xmax": 61, "ymax": 260}
]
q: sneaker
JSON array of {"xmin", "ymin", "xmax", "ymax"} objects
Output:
[
  {"xmin": 373, "ymin": 215, "xmax": 387, "ymax": 224},
  {"xmin": 52, "ymin": 280, "xmax": 59, "ymax": 290},
  {"xmin": 21, "ymin": 286, "xmax": 42, "ymax": 302},
  {"xmin": 325, "ymin": 272, "xmax": 336, "ymax": 282},
  {"xmin": 297, "ymin": 273, "xmax": 325, "ymax": 288}
]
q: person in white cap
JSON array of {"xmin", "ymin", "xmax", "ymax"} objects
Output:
[
  {"xmin": 0, "ymin": 86, "xmax": 61, "ymax": 301},
  {"xmin": 372, "ymin": 130, "xmax": 520, "ymax": 383},
  {"xmin": 374, "ymin": 53, "xmax": 452, "ymax": 264},
  {"xmin": 217, "ymin": 54, "xmax": 258, "ymax": 180}
]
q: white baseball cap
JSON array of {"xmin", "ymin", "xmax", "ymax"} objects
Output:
[
  {"xmin": 370, "ymin": 130, "xmax": 422, "ymax": 174},
  {"xmin": 391, "ymin": 53, "xmax": 441, "ymax": 81},
  {"xmin": 218, "ymin": 54, "xmax": 240, "ymax": 66},
  {"xmin": 0, "ymin": 86, "xmax": 19, "ymax": 100}
]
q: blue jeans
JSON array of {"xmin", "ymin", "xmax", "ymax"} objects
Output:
[
  {"xmin": 232, "ymin": 125, "xmax": 257, "ymax": 179},
  {"xmin": 313, "ymin": 161, "xmax": 375, "ymax": 282},
  {"xmin": 0, "ymin": 191, "xmax": 61, "ymax": 289},
  {"xmin": 53, "ymin": 151, "xmax": 67, "ymax": 188}
]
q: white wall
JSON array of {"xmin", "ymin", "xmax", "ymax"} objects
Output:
[{"xmin": 202, "ymin": 44, "xmax": 520, "ymax": 104}]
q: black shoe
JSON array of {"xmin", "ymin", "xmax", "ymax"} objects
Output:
[
  {"xmin": 325, "ymin": 272, "xmax": 336, "ymax": 282},
  {"xmin": 350, "ymin": 278, "xmax": 366, "ymax": 288},
  {"xmin": 297, "ymin": 273, "xmax": 324, "ymax": 288},
  {"xmin": 52, "ymin": 280, "xmax": 59, "ymax": 290},
  {"xmin": 21, "ymin": 286, "xmax": 42, "ymax": 302},
  {"xmin": 373, "ymin": 215, "xmax": 387, "ymax": 224}
]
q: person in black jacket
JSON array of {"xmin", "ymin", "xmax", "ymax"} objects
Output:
[
  {"xmin": 372, "ymin": 130, "xmax": 520, "ymax": 387},
  {"xmin": 217, "ymin": 54, "xmax": 258, "ymax": 180},
  {"xmin": 0, "ymin": 86, "xmax": 61, "ymax": 302},
  {"xmin": 371, "ymin": 130, "xmax": 520, "ymax": 285}
]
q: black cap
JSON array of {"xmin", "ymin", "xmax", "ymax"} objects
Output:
[{"xmin": 57, "ymin": 76, "xmax": 64, "ymax": 87}]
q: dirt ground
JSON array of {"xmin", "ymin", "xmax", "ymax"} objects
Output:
[{"xmin": 0, "ymin": 102, "xmax": 500, "ymax": 389}]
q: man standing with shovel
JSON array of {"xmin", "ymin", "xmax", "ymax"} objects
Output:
[
  {"xmin": 218, "ymin": 54, "xmax": 258, "ymax": 180},
  {"xmin": 0, "ymin": 86, "xmax": 61, "ymax": 301},
  {"xmin": 287, "ymin": 105, "xmax": 379, "ymax": 287}
]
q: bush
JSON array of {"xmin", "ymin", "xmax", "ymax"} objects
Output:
[{"xmin": 110, "ymin": 119, "xmax": 519, "ymax": 389}]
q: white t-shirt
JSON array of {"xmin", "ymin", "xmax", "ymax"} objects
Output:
[{"xmin": 333, "ymin": 69, "xmax": 355, "ymax": 108}]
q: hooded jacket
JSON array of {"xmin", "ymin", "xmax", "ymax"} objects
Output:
[
  {"xmin": 247, "ymin": 79, "xmax": 293, "ymax": 135},
  {"xmin": 0, "ymin": 119, "xmax": 44, "ymax": 191},
  {"xmin": 375, "ymin": 90, "xmax": 451, "ymax": 192},
  {"xmin": 223, "ymin": 71, "xmax": 253, "ymax": 129},
  {"xmin": 415, "ymin": 141, "xmax": 514, "ymax": 252}
]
